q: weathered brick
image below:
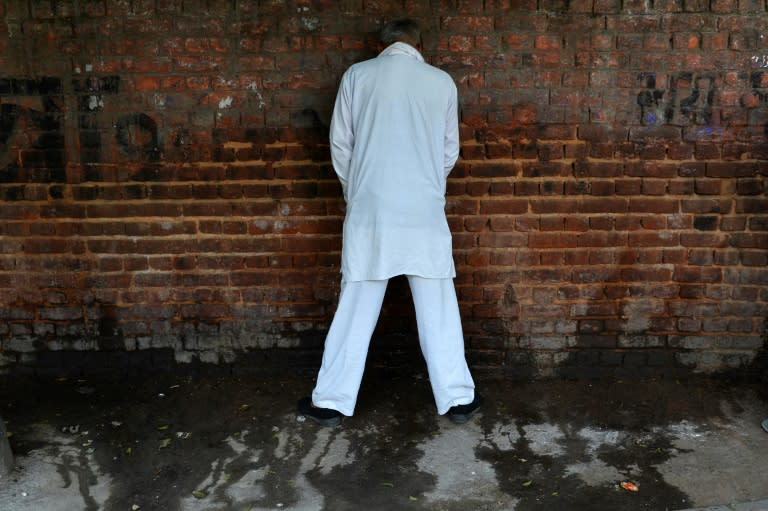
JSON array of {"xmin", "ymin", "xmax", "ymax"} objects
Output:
[
  {"xmin": 479, "ymin": 199, "xmax": 528, "ymax": 215},
  {"xmin": 681, "ymin": 199, "xmax": 732, "ymax": 214},
  {"xmin": 629, "ymin": 198, "xmax": 678, "ymax": 213},
  {"xmin": 0, "ymin": 4, "xmax": 765, "ymax": 377}
]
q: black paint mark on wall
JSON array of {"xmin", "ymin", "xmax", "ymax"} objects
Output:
[
  {"xmin": 670, "ymin": 72, "xmax": 716, "ymax": 126},
  {"xmin": 115, "ymin": 113, "xmax": 160, "ymax": 162},
  {"xmin": 74, "ymin": 76, "xmax": 120, "ymax": 165},
  {"xmin": 747, "ymin": 70, "xmax": 768, "ymax": 152},
  {"xmin": 0, "ymin": 77, "xmax": 62, "ymax": 96},
  {"xmin": 0, "ymin": 77, "xmax": 65, "ymax": 182},
  {"xmin": 637, "ymin": 72, "xmax": 717, "ymax": 127},
  {"xmin": 2, "ymin": 75, "xmax": 162, "ymax": 173},
  {"xmin": 636, "ymin": 73, "xmax": 667, "ymax": 126}
]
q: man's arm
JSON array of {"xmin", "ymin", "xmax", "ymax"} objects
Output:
[
  {"xmin": 443, "ymin": 82, "xmax": 460, "ymax": 177},
  {"xmin": 329, "ymin": 70, "xmax": 354, "ymax": 196}
]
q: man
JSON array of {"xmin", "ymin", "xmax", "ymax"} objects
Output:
[{"xmin": 297, "ymin": 18, "xmax": 480, "ymax": 427}]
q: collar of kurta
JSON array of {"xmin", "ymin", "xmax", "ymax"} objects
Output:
[{"xmin": 378, "ymin": 41, "xmax": 424, "ymax": 62}]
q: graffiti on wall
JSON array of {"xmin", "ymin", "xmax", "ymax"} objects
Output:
[
  {"xmin": 636, "ymin": 72, "xmax": 716, "ymax": 127},
  {"xmin": 751, "ymin": 55, "xmax": 768, "ymax": 68},
  {"xmin": 0, "ymin": 76, "xmax": 160, "ymax": 180},
  {"xmin": 637, "ymin": 69, "xmax": 768, "ymax": 129},
  {"xmin": 0, "ymin": 78, "xmax": 65, "ymax": 181}
]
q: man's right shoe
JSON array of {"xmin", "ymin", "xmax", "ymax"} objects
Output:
[
  {"xmin": 447, "ymin": 393, "xmax": 482, "ymax": 424},
  {"xmin": 297, "ymin": 397, "xmax": 343, "ymax": 427}
]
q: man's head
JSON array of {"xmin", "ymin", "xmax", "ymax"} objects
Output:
[{"xmin": 380, "ymin": 18, "xmax": 421, "ymax": 49}]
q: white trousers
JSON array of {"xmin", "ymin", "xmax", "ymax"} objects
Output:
[{"xmin": 312, "ymin": 276, "xmax": 475, "ymax": 416}]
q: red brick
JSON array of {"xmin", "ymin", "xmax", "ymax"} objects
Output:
[
  {"xmin": 668, "ymin": 143, "xmax": 693, "ymax": 160},
  {"xmin": 628, "ymin": 162, "xmax": 679, "ymax": 178},
  {"xmin": 590, "ymin": 180, "xmax": 615, "ymax": 196},
  {"xmin": 529, "ymin": 233, "xmax": 577, "ymax": 248},
  {"xmin": 448, "ymin": 35, "xmax": 473, "ymax": 52},
  {"xmin": 736, "ymin": 198, "xmax": 768, "ymax": 214},
  {"xmin": 531, "ymin": 198, "xmax": 577, "ymax": 214},
  {"xmin": 540, "ymin": 216, "xmax": 564, "ymax": 231},
  {"xmin": 471, "ymin": 162, "xmax": 518, "ymax": 177},
  {"xmin": 467, "ymin": 251, "xmax": 491, "ymax": 266},
  {"xmin": 504, "ymin": 34, "xmax": 532, "ymax": 49},
  {"xmin": 629, "ymin": 198, "xmax": 679, "ymax": 213},
  {"xmin": 478, "ymin": 233, "xmax": 527, "ymax": 248},
  {"xmin": 681, "ymin": 233, "xmax": 727, "ymax": 247},
  {"xmin": 464, "ymin": 217, "xmax": 488, "ymax": 232},
  {"xmin": 694, "ymin": 143, "xmax": 720, "ymax": 160},
  {"xmin": 479, "ymin": 199, "xmax": 528, "ymax": 215},
  {"xmin": 668, "ymin": 180, "xmax": 694, "ymax": 195},
  {"xmin": 673, "ymin": 267, "xmax": 722, "ymax": 283},
  {"xmin": 133, "ymin": 75, "xmax": 160, "ymax": 91},
  {"xmin": 535, "ymin": 34, "xmax": 561, "ymax": 49},
  {"xmin": 446, "ymin": 199, "xmax": 479, "ymax": 215},
  {"xmin": 729, "ymin": 233, "xmax": 768, "ymax": 248},
  {"xmin": 644, "ymin": 33, "xmax": 671, "ymax": 50},
  {"xmin": 615, "ymin": 179, "xmax": 642, "ymax": 195},
  {"xmin": 564, "ymin": 217, "xmax": 589, "ymax": 231},
  {"xmin": 514, "ymin": 181, "xmax": 539, "ymax": 196},
  {"xmin": 736, "ymin": 179, "xmax": 764, "ymax": 195},
  {"xmin": 694, "ymin": 179, "xmax": 721, "ymax": 195},
  {"xmin": 578, "ymin": 232, "xmax": 627, "ymax": 247},
  {"xmin": 580, "ymin": 198, "xmax": 628, "ymax": 213},
  {"xmin": 681, "ymin": 199, "xmax": 732, "ymax": 214},
  {"xmin": 628, "ymin": 232, "xmax": 680, "ymax": 247},
  {"xmin": 641, "ymin": 180, "xmax": 667, "ymax": 195},
  {"xmin": 442, "ymin": 16, "xmax": 494, "ymax": 33},
  {"xmin": 461, "ymin": 144, "xmax": 485, "ymax": 159},
  {"xmin": 574, "ymin": 161, "xmax": 623, "ymax": 178}
]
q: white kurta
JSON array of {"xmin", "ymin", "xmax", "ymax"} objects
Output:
[{"xmin": 329, "ymin": 42, "xmax": 460, "ymax": 282}]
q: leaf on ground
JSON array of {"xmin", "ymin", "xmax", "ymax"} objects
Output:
[
  {"xmin": 522, "ymin": 480, "xmax": 533, "ymax": 487},
  {"xmin": 192, "ymin": 490, "xmax": 208, "ymax": 499},
  {"xmin": 158, "ymin": 438, "xmax": 172, "ymax": 449},
  {"xmin": 620, "ymin": 481, "xmax": 639, "ymax": 492},
  {"xmin": 381, "ymin": 482, "xmax": 394, "ymax": 488}
]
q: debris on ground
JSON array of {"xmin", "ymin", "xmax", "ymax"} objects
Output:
[{"xmin": 620, "ymin": 481, "xmax": 639, "ymax": 492}]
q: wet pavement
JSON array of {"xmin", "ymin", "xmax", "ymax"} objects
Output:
[{"xmin": 0, "ymin": 367, "xmax": 766, "ymax": 511}]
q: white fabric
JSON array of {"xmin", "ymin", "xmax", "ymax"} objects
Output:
[
  {"xmin": 312, "ymin": 276, "xmax": 475, "ymax": 416},
  {"xmin": 329, "ymin": 42, "xmax": 461, "ymax": 282}
]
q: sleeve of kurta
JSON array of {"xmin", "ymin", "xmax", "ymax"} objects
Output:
[
  {"xmin": 329, "ymin": 70, "xmax": 354, "ymax": 196},
  {"xmin": 443, "ymin": 83, "xmax": 460, "ymax": 177}
]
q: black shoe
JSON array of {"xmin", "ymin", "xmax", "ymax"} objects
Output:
[
  {"xmin": 297, "ymin": 397, "xmax": 343, "ymax": 427},
  {"xmin": 447, "ymin": 394, "xmax": 482, "ymax": 424}
]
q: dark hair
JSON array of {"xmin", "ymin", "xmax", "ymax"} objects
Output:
[{"xmin": 380, "ymin": 18, "xmax": 421, "ymax": 46}]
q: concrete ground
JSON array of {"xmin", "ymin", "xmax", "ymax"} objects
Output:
[{"xmin": 0, "ymin": 367, "xmax": 766, "ymax": 511}]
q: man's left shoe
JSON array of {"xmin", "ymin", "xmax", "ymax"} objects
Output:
[
  {"xmin": 447, "ymin": 393, "xmax": 482, "ymax": 424},
  {"xmin": 297, "ymin": 397, "xmax": 343, "ymax": 427}
]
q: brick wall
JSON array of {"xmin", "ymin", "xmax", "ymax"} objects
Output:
[{"xmin": 1, "ymin": 0, "xmax": 766, "ymax": 378}]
